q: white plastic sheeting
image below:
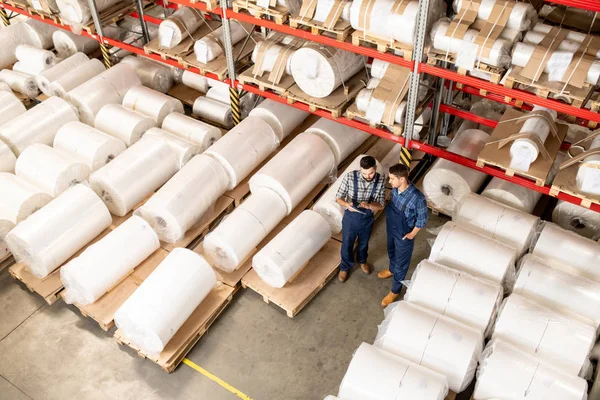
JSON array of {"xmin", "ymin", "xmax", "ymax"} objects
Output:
[
  {"xmin": 338, "ymin": 342, "xmax": 449, "ymax": 400},
  {"xmin": 181, "ymin": 70, "xmax": 209, "ymax": 93},
  {"xmin": 552, "ymin": 200, "xmax": 600, "ymax": 240},
  {"xmin": 36, "ymin": 52, "xmax": 89, "ymax": 96},
  {"xmin": 305, "ymin": 118, "xmax": 370, "ymax": 166},
  {"xmin": 0, "ymin": 91, "xmax": 26, "ymax": 127},
  {"xmin": 120, "ymin": 56, "xmax": 174, "ymax": 94},
  {"xmin": 454, "ymin": 0, "xmax": 535, "ymax": 31},
  {"xmin": 0, "ymin": 22, "xmax": 49, "ymax": 69},
  {"xmin": 576, "ymin": 134, "xmax": 600, "ymax": 196},
  {"xmin": 95, "ymin": 103, "xmax": 157, "ymax": 147},
  {"xmin": 194, "ymin": 21, "xmax": 249, "ymax": 64},
  {"xmin": 143, "ymin": 128, "xmax": 201, "ymax": 168},
  {"xmin": 158, "ymin": 7, "xmax": 204, "ymax": 49},
  {"xmin": 52, "ymin": 30, "xmax": 99, "ymax": 58},
  {"xmin": 482, "ymin": 177, "xmax": 542, "ymax": 213},
  {"xmin": 6, "ymin": 184, "xmax": 111, "ymax": 278},
  {"xmin": 0, "ymin": 69, "xmax": 39, "ymax": 98},
  {"xmin": 15, "ymin": 45, "xmax": 56, "ymax": 71},
  {"xmin": 309, "ymin": 0, "xmax": 351, "ymax": 23},
  {"xmin": 509, "ymin": 107, "xmax": 557, "ymax": 172},
  {"xmin": 161, "ymin": 112, "xmax": 221, "ymax": 151},
  {"xmin": 122, "ymin": 86, "xmax": 183, "ymax": 125},
  {"xmin": 374, "ymin": 301, "xmax": 483, "ymax": 393},
  {"xmin": 22, "ymin": 19, "xmax": 56, "ymax": 50},
  {"xmin": 0, "ymin": 139, "xmax": 16, "ymax": 173},
  {"xmin": 192, "ymin": 96, "xmax": 233, "ymax": 128},
  {"xmin": 250, "ymin": 38, "xmax": 296, "ymax": 77},
  {"xmin": 49, "ymin": 58, "xmax": 106, "ymax": 98},
  {"xmin": 248, "ymin": 99, "xmax": 309, "ymax": 141},
  {"xmin": 56, "ymin": 0, "xmax": 121, "ymax": 25},
  {"xmin": 114, "ymin": 248, "xmax": 217, "ymax": 356}
]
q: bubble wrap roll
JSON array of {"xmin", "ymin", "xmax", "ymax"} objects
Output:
[
  {"xmin": 122, "ymin": 86, "xmax": 183, "ymax": 124},
  {"xmin": 143, "ymin": 127, "xmax": 201, "ymax": 168},
  {"xmin": 6, "ymin": 184, "xmax": 111, "ymax": 278},
  {"xmin": 120, "ymin": 56, "xmax": 174, "ymax": 94},
  {"xmin": 181, "ymin": 70, "xmax": 209, "ymax": 93},
  {"xmin": 161, "ymin": 112, "xmax": 221, "ymax": 151},
  {"xmin": 453, "ymin": 0, "xmax": 536, "ymax": 30},
  {"xmin": 248, "ymin": 98, "xmax": 309, "ymax": 141},
  {"xmin": 36, "ymin": 52, "xmax": 89, "ymax": 96},
  {"xmin": 481, "ymin": 177, "xmax": 542, "ymax": 213},
  {"xmin": 0, "ymin": 139, "xmax": 16, "ymax": 173},
  {"xmin": 305, "ymin": 118, "xmax": 370, "ymax": 166},
  {"xmin": 193, "ymin": 21, "xmax": 248, "ymax": 64},
  {"xmin": 552, "ymin": 200, "xmax": 600, "ymax": 240},
  {"xmin": 52, "ymin": 30, "xmax": 99, "ymax": 58},
  {"xmin": 95, "ymin": 103, "xmax": 157, "ymax": 146},
  {"xmin": 49, "ymin": 58, "xmax": 106, "ymax": 98},
  {"xmin": 57, "ymin": 0, "xmax": 122, "ymax": 25},
  {"xmin": 192, "ymin": 97, "xmax": 233, "ymax": 128},
  {"xmin": 158, "ymin": 7, "xmax": 204, "ymax": 49},
  {"xmin": 0, "ymin": 69, "xmax": 39, "ymax": 98}
]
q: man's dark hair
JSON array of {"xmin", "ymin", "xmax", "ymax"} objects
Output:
[
  {"xmin": 389, "ymin": 163, "xmax": 409, "ymax": 179},
  {"xmin": 360, "ymin": 155, "xmax": 376, "ymax": 169}
]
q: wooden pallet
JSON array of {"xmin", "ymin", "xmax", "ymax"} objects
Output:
[
  {"xmin": 352, "ymin": 31, "xmax": 413, "ymax": 61},
  {"xmin": 189, "ymin": 0, "xmax": 218, "ymax": 10},
  {"xmin": 587, "ymin": 93, "xmax": 600, "ymax": 129},
  {"xmin": 289, "ymin": 16, "xmax": 352, "ymax": 42},
  {"xmin": 4, "ymin": 0, "xmax": 60, "ymax": 22},
  {"xmin": 232, "ymin": 0, "xmax": 289, "ymax": 24},
  {"xmin": 0, "ymin": 254, "xmax": 14, "ymax": 273},
  {"xmin": 115, "ymin": 284, "xmax": 235, "ymax": 373},
  {"xmin": 238, "ymin": 66, "xmax": 296, "ymax": 97},
  {"xmin": 167, "ymin": 84, "xmax": 204, "ymax": 107},
  {"xmin": 550, "ymin": 164, "xmax": 600, "ymax": 209}
]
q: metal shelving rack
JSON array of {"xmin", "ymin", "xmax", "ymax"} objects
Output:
[{"xmin": 2, "ymin": 0, "xmax": 600, "ymax": 212}]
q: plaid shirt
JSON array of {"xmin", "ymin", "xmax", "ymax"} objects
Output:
[
  {"xmin": 390, "ymin": 183, "xmax": 429, "ymax": 229},
  {"xmin": 336, "ymin": 170, "xmax": 386, "ymax": 206}
]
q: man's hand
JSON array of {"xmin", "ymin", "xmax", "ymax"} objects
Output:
[
  {"xmin": 358, "ymin": 202, "xmax": 371, "ymax": 210},
  {"xmin": 402, "ymin": 231, "xmax": 417, "ymax": 240}
]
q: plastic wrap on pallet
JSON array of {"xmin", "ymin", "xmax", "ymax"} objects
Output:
[
  {"xmin": 0, "ymin": 140, "xmax": 16, "ymax": 174},
  {"xmin": 576, "ymin": 134, "xmax": 600, "ymax": 196},
  {"xmin": 249, "ymin": 132, "xmax": 337, "ymax": 214},
  {"xmin": 492, "ymin": 294, "xmax": 596, "ymax": 378},
  {"xmin": 53, "ymin": 121, "xmax": 126, "ymax": 172},
  {"xmin": 192, "ymin": 97, "xmax": 233, "ymax": 128},
  {"xmin": 422, "ymin": 129, "xmax": 489, "ymax": 216},
  {"xmin": 161, "ymin": 112, "xmax": 221, "ymax": 151},
  {"xmin": 95, "ymin": 103, "xmax": 156, "ymax": 147},
  {"xmin": 429, "ymin": 221, "xmax": 516, "ymax": 287},
  {"xmin": 250, "ymin": 38, "xmax": 296, "ymax": 76},
  {"xmin": 35, "ymin": 52, "xmax": 89, "ymax": 96},
  {"xmin": 181, "ymin": 70, "xmax": 209, "ymax": 93},
  {"xmin": 453, "ymin": 0, "xmax": 536, "ymax": 30},
  {"xmin": 15, "ymin": 45, "xmax": 56, "ymax": 72},
  {"xmin": 509, "ymin": 106, "xmax": 557, "ymax": 172},
  {"xmin": 0, "ymin": 96, "xmax": 79, "ymax": 156},
  {"xmin": 305, "ymin": 118, "xmax": 370, "ymax": 166},
  {"xmin": 61, "ymin": 215, "xmax": 160, "ymax": 305},
  {"xmin": 143, "ymin": 128, "xmax": 201, "ymax": 168},
  {"xmin": 56, "ymin": 0, "xmax": 122, "ymax": 26},
  {"xmin": 49, "ymin": 58, "xmax": 106, "ymax": 98},
  {"xmin": 120, "ymin": 56, "xmax": 174, "ymax": 94},
  {"xmin": 158, "ymin": 7, "xmax": 205, "ymax": 49},
  {"xmin": 204, "ymin": 116, "xmax": 279, "ymax": 190},
  {"xmin": 404, "ymin": 260, "xmax": 503, "ymax": 336},
  {"xmin": 532, "ymin": 22, "xmax": 589, "ymax": 42},
  {"xmin": 89, "ymin": 135, "xmax": 180, "ymax": 216},
  {"xmin": 0, "ymin": 91, "xmax": 26, "ymax": 126},
  {"xmin": 26, "ymin": 0, "xmax": 59, "ymax": 14},
  {"xmin": 474, "ymin": 340, "xmax": 588, "ymax": 400},
  {"xmin": 310, "ymin": 0, "xmax": 351, "ymax": 23},
  {"xmin": 355, "ymin": 88, "xmax": 408, "ymax": 126},
  {"xmin": 6, "ymin": 184, "xmax": 111, "ymax": 279},
  {"xmin": 0, "ymin": 70, "xmax": 39, "ymax": 98},
  {"xmin": 552, "ymin": 200, "xmax": 600, "ymax": 240},
  {"xmin": 523, "ymin": 30, "xmax": 600, "ymax": 58},
  {"xmin": 52, "ymin": 30, "xmax": 100, "ymax": 58},
  {"xmin": 114, "ymin": 248, "xmax": 217, "ymax": 356},
  {"xmin": 194, "ymin": 21, "xmax": 249, "ymax": 64},
  {"xmin": 122, "ymin": 86, "xmax": 183, "ymax": 125},
  {"xmin": 374, "ymin": 301, "xmax": 483, "ymax": 393},
  {"xmin": 338, "ymin": 342, "xmax": 449, "ymax": 400}
]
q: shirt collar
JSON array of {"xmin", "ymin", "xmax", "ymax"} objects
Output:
[{"xmin": 396, "ymin": 183, "xmax": 414, "ymax": 195}]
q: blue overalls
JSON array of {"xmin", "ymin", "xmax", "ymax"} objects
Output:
[
  {"xmin": 340, "ymin": 171, "xmax": 380, "ymax": 272},
  {"xmin": 386, "ymin": 189, "xmax": 415, "ymax": 294}
]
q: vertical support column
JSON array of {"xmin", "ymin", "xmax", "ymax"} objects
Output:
[
  {"xmin": 0, "ymin": 8, "xmax": 10, "ymax": 27},
  {"xmin": 221, "ymin": 0, "xmax": 242, "ymax": 126},
  {"xmin": 133, "ymin": 0, "xmax": 151, "ymax": 44},
  {"xmin": 87, "ymin": 0, "xmax": 112, "ymax": 68}
]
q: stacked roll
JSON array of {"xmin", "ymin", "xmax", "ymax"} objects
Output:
[
  {"xmin": 158, "ymin": 7, "xmax": 204, "ymax": 49},
  {"xmin": 0, "ymin": 91, "xmax": 26, "ymax": 126},
  {"xmin": 305, "ymin": 118, "xmax": 370, "ymax": 166},
  {"xmin": 552, "ymin": 200, "xmax": 600, "ymax": 240},
  {"xmin": 250, "ymin": 37, "xmax": 297, "ymax": 78},
  {"xmin": 181, "ymin": 70, "xmax": 209, "ymax": 93},
  {"xmin": 49, "ymin": 58, "xmax": 106, "ymax": 98},
  {"xmin": 95, "ymin": 104, "xmax": 157, "ymax": 147},
  {"xmin": 194, "ymin": 21, "xmax": 249, "ymax": 64},
  {"xmin": 192, "ymin": 96, "xmax": 233, "ymax": 128},
  {"xmin": 142, "ymin": 128, "xmax": 201, "ymax": 169},
  {"xmin": 0, "ymin": 21, "xmax": 52, "ymax": 69},
  {"xmin": 120, "ymin": 56, "xmax": 174, "ymax": 94},
  {"xmin": 481, "ymin": 177, "xmax": 542, "ymax": 213},
  {"xmin": 56, "ymin": 0, "xmax": 122, "ymax": 26},
  {"xmin": 36, "ymin": 52, "xmax": 89, "ymax": 96},
  {"xmin": 453, "ymin": 0, "xmax": 536, "ymax": 30},
  {"xmin": 14, "ymin": 44, "xmax": 56, "ymax": 76},
  {"xmin": 122, "ymin": 86, "xmax": 183, "ymax": 124},
  {"xmin": 161, "ymin": 112, "xmax": 221, "ymax": 151},
  {"xmin": 52, "ymin": 30, "xmax": 100, "ymax": 58},
  {"xmin": 510, "ymin": 106, "xmax": 558, "ymax": 172},
  {"xmin": 309, "ymin": 0, "xmax": 351, "ymax": 24},
  {"xmin": 0, "ymin": 70, "xmax": 39, "ymax": 98},
  {"xmin": 22, "ymin": 19, "xmax": 56, "ymax": 50},
  {"xmin": 248, "ymin": 99, "xmax": 309, "ymax": 141},
  {"xmin": 576, "ymin": 134, "xmax": 600, "ymax": 196}
]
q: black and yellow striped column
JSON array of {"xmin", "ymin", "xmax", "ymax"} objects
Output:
[
  {"xmin": 100, "ymin": 42, "xmax": 112, "ymax": 68},
  {"xmin": 398, "ymin": 145, "xmax": 412, "ymax": 168},
  {"xmin": 229, "ymin": 87, "xmax": 241, "ymax": 126},
  {"xmin": 0, "ymin": 9, "xmax": 10, "ymax": 27}
]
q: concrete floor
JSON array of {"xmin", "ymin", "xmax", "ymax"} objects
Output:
[{"xmin": 0, "ymin": 211, "xmax": 448, "ymax": 400}]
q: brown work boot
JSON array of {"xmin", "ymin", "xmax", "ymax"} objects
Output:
[
  {"xmin": 377, "ymin": 270, "xmax": 393, "ymax": 279},
  {"xmin": 360, "ymin": 263, "xmax": 372, "ymax": 274},
  {"xmin": 338, "ymin": 270, "xmax": 348, "ymax": 282},
  {"xmin": 381, "ymin": 291, "xmax": 399, "ymax": 307}
]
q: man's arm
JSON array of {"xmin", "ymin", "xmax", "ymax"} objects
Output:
[
  {"xmin": 335, "ymin": 174, "xmax": 356, "ymax": 211},
  {"xmin": 402, "ymin": 196, "xmax": 429, "ymax": 240},
  {"xmin": 359, "ymin": 178, "xmax": 386, "ymax": 211}
]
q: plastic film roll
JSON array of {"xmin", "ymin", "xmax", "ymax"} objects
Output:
[
  {"xmin": 95, "ymin": 104, "xmax": 157, "ymax": 146},
  {"xmin": 36, "ymin": 52, "xmax": 89, "ymax": 96},
  {"xmin": 481, "ymin": 177, "xmax": 542, "ymax": 213},
  {"xmin": 194, "ymin": 21, "xmax": 249, "ymax": 64},
  {"xmin": 49, "ymin": 58, "xmax": 105, "ymax": 98},
  {"xmin": 250, "ymin": 40, "xmax": 296, "ymax": 76},
  {"xmin": 161, "ymin": 112, "xmax": 221, "ymax": 151},
  {"xmin": 56, "ymin": 0, "xmax": 122, "ymax": 25},
  {"xmin": 0, "ymin": 70, "xmax": 39, "ymax": 98},
  {"xmin": 205, "ymin": 87, "xmax": 233, "ymax": 104},
  {"xmin": 311, "ymin": 0, "xmax": 351, "ymax": 23},
  {"xmin": 524, "ymin": 31, "xmax": 600, "ymax": 57},
  {"xmin": 422, "ymin": 129, "xmax": 490, "ymax": 216},
  {"xmin": 6, "ymin": 184, "xmax": 111, "ymax": 278},
  {"xmin": 0, "ymin": 91, "xmax": 26, "ymax": 127},
  {"xmin": 181, "ymin": 70, "xmax": 208, "ymax": 93},
  {"xmin": 0, "ymin": 22, "xmax": 36, "ymax": 69},
  {"xmin": 552, "ymin": 200, "xmax": 600, "ymax": 240},
  {"xmin": 158, "ymin": 7, "xmax": 204, "ymax": 49},
  {"xmin": 374, "ymin": 301, "xmax": 483, "ymax": 393},
  {"xmin": 52, "ymin": 30, "xmax": 99, "ymax": 58},
  {"xmin": 0, "ymin": 140, "xmax": 16, "ymax": 173},
  {"xmin": 0, "ymin": 96, "xmax": 79, "ymax": 156},
  {"xmin": 509, "ymin": 106, "xmax": 557, "ymax": 171},
  {"xmin": 576, "ymin": 134, "xmax": 600, "ymax": 196},
  {"xmin": 429, "ymin": 221, "xmax": 516, "ymax": 286},
  {"xmin": 249, "ymin": 132, "xmax": 336, "ymax": 214},
  {"xmin": 120, "ymin": 56, "xmax": 174, "ymax": 94},
  {"xmin": 90, "ymin": 135, "xmax": 180, "ymax": 216},
  {"xmin": 53, "ymin": 121, "xmax": 126, "ymax": 172},
  {"xmin": 0, "ymin": 82, "xmax": 12, "ymax": 93},
  {"xmin": 338, "ymin": 342, "xmax": 449, "ymax": 400},
  {"xmin": 305, "ymin": 118, "xmax": 370, "ymax": 166},
  {"xmin": 114, "ymin": 248, "xmax": 216, "ymax": 356},
  {"xmin": 453, "ymin": 0, "xmax": 536, "ymax": 30},
  {"xmin": 15, "ymin": 44, "xmax": 56, "ymax": 71},
  {"xmin": 135, "ymin": 155, "xmax": 230, "ymax": 243},
  {"xmin": 61, "ymin": 215, "xmax": 160, "ymax": 305},
  {"xmin": 192, "ymin": 97, "xmax": 233, "ymax": 128},
  {"xmin": 122, "ymin": 86, "xmax": 183, "ymax": 124},
  {"xmin": 248, "ymin": 99, "xmax": 309, "ymax": 141},
  {"xmin": 204, "ymin": 116, "xmax": 279, "ymax": 190},
  {"xmin": 355, "ymin": 88, "xmax": 408, "ymax": 126},
  {"xmin": 143, "ymin": 128, "xmax": 201, "ymax": 168},
  {"xmin": 204, "ymin": 189, "xmax": 288, "ymax": 273}
]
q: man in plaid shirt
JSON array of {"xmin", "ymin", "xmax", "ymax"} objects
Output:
[{"xmin": 335, "ymin": 156, "xmax": 386, "ymax": 282}]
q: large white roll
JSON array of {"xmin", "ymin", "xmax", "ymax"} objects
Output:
[
  {"xmin": 429, "ymin": 221, "xmax": 516, "ymax": 286},
  {"xmin": 122, "ymin": 86, "xmax": 183, "ymax": 125},
  {"xmin": 0, "ymin": 69, "xmax": 39, "ymax": 98},
  {"xmin": 193, "ymin": 21, "xmax": 249, "ymax": 64},
  {"xmin": 52, "ymin": 30, "xmax": 100, "ymax": 58},
  {"xmin": 481, "ymin": 177, "xmax": 542, "ymax": 213},
  {"xmin": 248, "ymin": 99, "xmax": 309, "ymax": 141},
  {"xmin": 0, "ymin": 22, "xmax": 44, "ymax": 69},
  {"xmin": 510, "ymin": 107, "xmax": 557, "ymax": 172},
  {"xmin": 0, "ymin": 96, "xmax": 79, "ymax": 156},
  {"xmin": 61, "ymin": 215, "xmax": 160, "ymax": 305},
  {"xmin": 338, "ymin": 342, "xmax": 449, "ymax": 400},
  {"xmin": 95, "ymin": 103, "xmax": 157, "ymax": 146},
  {"xmin": 290, "ymin": 44, "xmax": 365, "ymax": 98},
  {"xmin": 57, "ymin": 0, "xmax": 122, "ymax": 25},
  {"xmin": 576, "ymin": 134, "xmax": 600, "ymax": 196},
  {"xmin": 250, "ymin": 39, "xmax": 296, "ymax": 77},
  {"xmin": 203, "ymin": 189, "xmax": 288, "ymax": 273},
  {"xmin": 158, "ymin": 7, "xmax": 204, "ymax": 49},
  {"xmin": 422, "ymin": 129, "xmax": 489, "ymax": 216},
  {"xmin": 474, "ymin": 340, "xmax": 588, "ymax": 400},
  {"xmin": 204, "ymin": 116, "xmax": 279, "ymax": 190},
  {"xmin": 22, "ymin": 19, "xmax": 56, "ymax": 50},
  {"xmin": 492, "ymin": 294, "xmax": 595, "ymax": 377},
  {"xmin": 0, "ymin": 91, "xmax": 25, "ymax": 127},
  {"xmin": 310, "ymin": 0, "xmax": 351, "ymax": 23},
  {"xmin": 454, "ymin": 0, "xmax": 536, "ymax": 30},
  {"xmin": 453, "ymin": 193, "xmax": 539, "ymax": 257},
  {"xmin": 552, "ymin": 200, "xmax": 600, "ymax": 240},
  {"xmin": 374, "ymin": 301, "xmax": 483, "ymax": 392},
  {"xmin": 15, "ymin": 44, "xmax": 56, "ymax": 72},
  {"xmin": 405, "ymin": 260, "xmax": 503, "ymax": 336},
  {"xmin": 192, "ymin": 96, "xmax": 233, "ymax": 128},
  {"xmin": 513, "ymin": 254, "xmax": 600, "ymax": 327},
  {"xmin": 0, "ymin": 139, "xmax": 16, "ymax": 173},
  {"xmin": 53, "ymin": 121, "xmax": 126, "ymax": 172},
  {"xmin": 532, "ymin": 222, "xmax": 600, "ymax": 281},
  {"xmin": 49, "ymin": 58, "xmax": 106, "ymax": 98},
  {"xmin": 36, "ymin": 52, "xmax": 89, "ymax": 96},
  {"xmin": 161, "ymin": 112, "xmax": 221, "ymax": 151},
  {"xmin": 249, "ymin": 132, "xmax": 336, "ymax": 214},
  {"xmin": 253, "ymin": 210, "xmax": 331, "ymax": 288},
  {"xmin": 120, "ymin": 56, "xmax": 174, "ymax": 94},
  {"xmin": 6, "ymin": 184, "xmax": 111, "ymax": 279},
  {"xmin": 305, "ymin": 118, "xmax": 370, "ymax": 166},
  {"xmin": 181, "ymin": 70, "xmax": 208, "ymax": 93},
  {"xmin": 114, "ymin": 248, "xmax": 216, "ymax": 356},
  {"xmin": 143, "ymin": 128, "xmax": 201, "ymax": 168}
]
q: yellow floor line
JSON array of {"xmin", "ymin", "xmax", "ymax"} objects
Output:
[{"xmin": 182, "ymin": 358, "xmax": 253, "ymax": 400}]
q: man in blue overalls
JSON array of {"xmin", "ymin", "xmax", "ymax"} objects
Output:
[
  {"xmin": 335, "ymin": 156, "xmax": 386, "ymax": 282},
  {"xmin": 379, "ymin": 163, "xmax": 428, "ymax": 307}
]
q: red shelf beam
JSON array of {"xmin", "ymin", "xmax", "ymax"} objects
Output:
[{"xmin": 544, "ymin": 0, "xmax": 600, "ymax": 12}]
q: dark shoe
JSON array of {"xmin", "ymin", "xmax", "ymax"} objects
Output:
[
  {"xmin": 338, "ymin": 270, "xmax": 348, "ymax": 282},
  {"xmin": 377, "ymin": 270, "xmax": 393, "ymax": 279},
  {"xmin": 360, "ymin": 263, "xmax": 372, "ymax": 274}
]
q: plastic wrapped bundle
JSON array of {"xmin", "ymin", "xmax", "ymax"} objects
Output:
[
  {"xmin": 454, "ymin": 0, "xmax": 536, "ymax": 30},
  {"xmin": 158, "ymin": 7, "xmax": 204, "ymax": 49},
  {"xmin": 0, "ymin": 70, "xmax": 39, "ymax": 98},
  {"xmin": 192, "ymin": 97, "xmax": 233, "ymax": 128},
  {"xmin": 481, "ymin": 177, "xmax": 542, "ymax": 213},
  {"xmin": 248, "ymin": 99, "xmax": 309, "ymax": 141},
  {"xmin": 204, "ymin": 189, "xmax": 288, "ymax": 273},
  {"xmin": 15, "ymin": 45, "xmax": 56, "ymax": 71},
  {"xmin": 6, "ymin": 184, "xmax": 111, "ymax": 278},
  {"xmin": 0, "ymin": 140, "xmax": 16, "ymax": 173},
  {"xmin": 338, "ymin": 342, "xmax": 449, "ymax": 400},
  {"xmin": 453, "ymin": 193, "xmax": 539, "ymax": 256},
  {"xmin": 0, "ymin": 21, "xmax": 56, "ymax": 69},
  {"xmin": 474, "ymin": 340, "xmax": 588, "ymax": 400},
  {"xmin": 122, "ymin": 86, "xmax": 183, "ymax": 125},
  {"xmin": 181, "ymin": 70, "xmax": 208, "ymax": 93},
  {"xmin": 552, "ymin": 200, "xmax": 600, "ymax": 240},
  {"xmin": 57, "ymin": 0, "xmax": 122, "ymax": 25},
  {"xmin": 89, "ymin": 135, "xmax": 180, "ymax": 216},
  {"xmin": 576, "ymin": 134, "xmax": 600, "ymax": 196},
  {"xmin": 492, "ymin": 294, "xmax": 595, "ymax": 377},
  {"xmin": 61, "ymin": 215, "xmax": 160, "ymax": 305},
  {"xmin": 250, "ymin": 39, "xmax": 296, "ymax": 77},
  {"xmin": 114, "ymin": 248, "xmax": 216, "ymax": 356},
  {"xmin": 143, "ymin": 128, "xmax": 201, "ymax": 168},
  {"xmin": 120, "ymin": 56, "xmax": 174, "ymax": 93},
  {"xmin": 53, "ymin": 121, "xmax": 126, "ymax": 171},
  {"xmin": 355, "ymin": 89, "xmax": 409, "ymax": 126},
  {"xmin": 135, "ymin": 155, "xmax": 229, "ymax": 243},
  {"xmin": 532, "ymin": 222, "xmax": 600, "ymax": 281},
  {"xmin": 249, "ymin": 132, "xmax": 336, "ymax": 214},
  {"xmin": 253, "ymin": 210, "xmax": 331, "ymax": 288},
  {"xmin": 49, "ymin": 58, "xmax": 106, "ymax": 98},
  {"xmin": 305, "ymin": 118, "xmax": 370, "ymax": 166},
  {"xmin": 161, "ymin": 112, "xmax": 221, "ymax": 151},
  {"xmin": 405, "ymin": 260, "xmax": 503, "ymax": 336},
  {"xmin": 52, "ymin": 30, "xmax": 99, "ymax": 58},
  {"xmin": 524, "ymin": 30, "xmax": 600, "ymax": 57},
  {"xmin": 509, "ymin": 107, "xmax": 557, "ymax": 172},
  {"xmin": 422, "ymin": 129, "xmax": 490, "ymax": 216},
  {"xmin": 374, "ymin": 301, "xmax": 483, "ymax": 392},
  {"xmin": 194, "ymin": 21, "xmax": 249, "ymax": 64},
  {"xmin": 429, "ymin": 221, "xmax": 516, "ymax": 286},
  {"xmin": 204, "ymin": 116, "xmax": 279, "ymax": 190},
  {"xmin": 95, "ymin": 104, "xmax": 157, "ymax": 146},
  {"xmin": 0, "ymin": 91, "xmax": 26, "ymax": 126},
  {"xmin": 310, "ymin": 0, "xmax": 351, "ymax": 23},
  {"xmin": 0, "ymin": 96, "xmax": 79, "ymax": 156},
  {"xmin": 35, "ymin": 52, "xmax": 89, "ymax": 96},
  {"xmin": 513, "ymin": 255, "xmax": 600, "ymax": 327}
]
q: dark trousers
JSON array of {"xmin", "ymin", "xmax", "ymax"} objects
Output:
[
  {"xmin": 340, "ymin": 211, "xmax": 374, "ymax": 272},
  {"xmin": 386, "ymin": 234, "xmax": 414, "ymax": 293}
]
